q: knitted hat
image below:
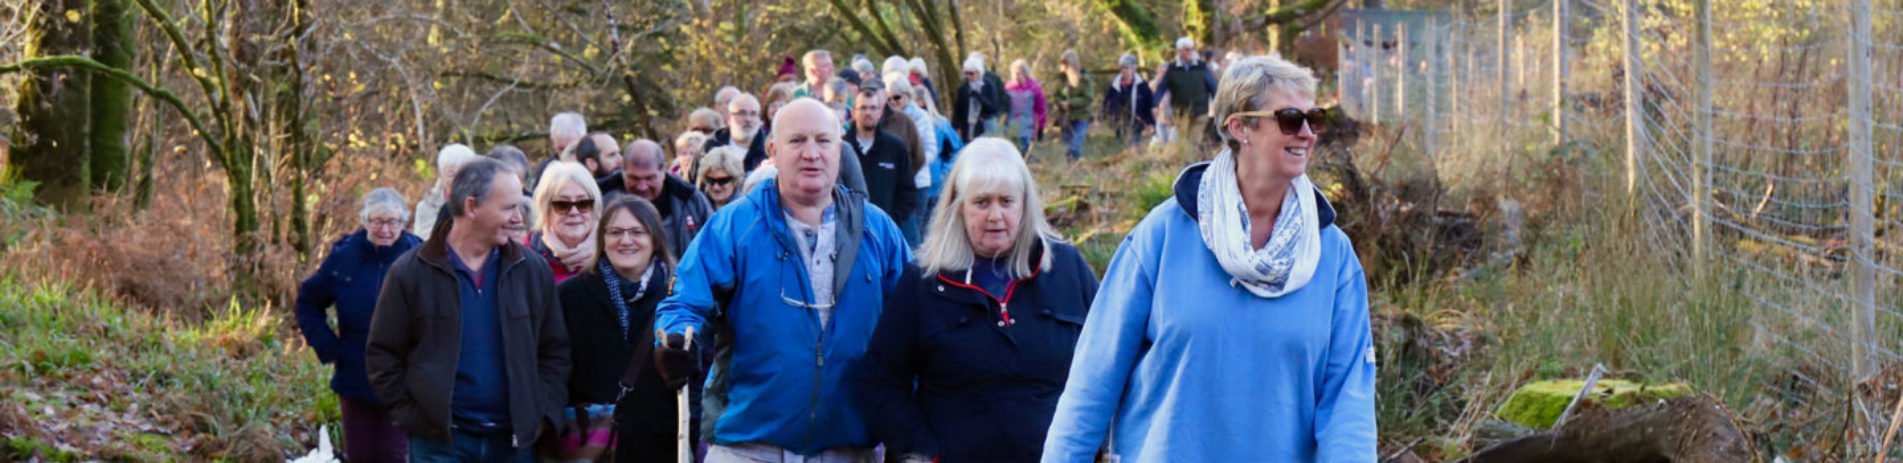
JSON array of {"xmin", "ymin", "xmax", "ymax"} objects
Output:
[{"xmin": 777, "ymin": 56, "xmax": 798, "ymax": 78}]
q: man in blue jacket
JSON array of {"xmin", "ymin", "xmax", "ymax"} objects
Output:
[{"xmin": 654, "ymin": 98, "xmax": 913, "ymax": 461}]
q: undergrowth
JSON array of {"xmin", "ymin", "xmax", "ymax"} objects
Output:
[{"xmin": 0, "ymin": 274, "xmax": 331, "ymax": 461}]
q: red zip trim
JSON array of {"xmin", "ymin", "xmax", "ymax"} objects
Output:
[{"xmin": 936, "ymin": 272, "xmax": 1031, "ymax": 325}]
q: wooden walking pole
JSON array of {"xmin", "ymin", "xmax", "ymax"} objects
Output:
[{"xmin": 678, "ymin": 325, "xmax": 696, "ymax": 463}]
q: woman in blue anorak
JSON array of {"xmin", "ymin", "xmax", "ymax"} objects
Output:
[{"xmin": 1041, "ymin": 55, "xmax": 1377, "ymax": 462}]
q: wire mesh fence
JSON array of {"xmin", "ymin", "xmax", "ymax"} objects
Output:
[{"xmin": 1341, "ymin": 0, "xmax": 1901, "ymax": 455}]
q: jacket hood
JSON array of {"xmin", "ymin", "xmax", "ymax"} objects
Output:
[{"xmin": 1171, "ymin": 161, "xmax": 1338, "ymax": 229}]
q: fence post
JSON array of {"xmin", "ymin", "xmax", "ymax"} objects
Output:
[
  {"xmin": 1498, "ymin": 0, "xmax": 1511, "ymax": 158},
  {"xmin": 1372, "ymin": 23, "xmax": 1384, "ymax": 125},
  {"xmin": 1621, "ymin": 0, "xmax": 1644, "ymax": 195},
  {"xmin": 1848, "ymin": 0, "xmax": 1876, "ymax": 381},
  {"xmin": 1397, "ymin": 22, "xmax": 1409, "ymax": 121},
  {"xmin": 1426, "ymin": 15, "xmax": 1439, "ymax": 160},
  {"xmin": 1693, "ymin": 0, "xmax": 1712, "ymax": 280},
  {"xmin": 1356, "ymin": 19, "xmax": 1368, "ymax": 117},
  {"xmin": 1553, "ymin": 0, "xmax": 1569, "ymax": 147}
]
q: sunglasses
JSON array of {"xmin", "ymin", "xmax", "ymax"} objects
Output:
[
  {"xmin": 703, "ymin": 176, "xmax": 735, "ymax": 187},
  {"xmin": 1228, "ymin": 108, "xmax": 1329, "ymax": 136},
  {"xmin": 550, "ymin": 199, "xmax": 595, "ymax": 214}
]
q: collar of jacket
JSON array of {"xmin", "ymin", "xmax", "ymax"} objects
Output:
[
  {"xmin": 930, "ymin": 236, "xmax": 1050, "ymax": 309},
  {"xmin": 750, "ymin": 177, "xmax": 868, "ymax": 298},
  {"xmin": 1171, "ymin": 161, "xmax": 1339, "ymax": 229},
  {"xmin": 417, "ymin": 219, "xmax": 529, "ymax": 272},
  {"xmin": 343, "ymin": 228, "xmax": 423, "ymax": 259},
  {"xmin": 1110, "ymin": 75, "xmax": 1144, "ymax": 93}
]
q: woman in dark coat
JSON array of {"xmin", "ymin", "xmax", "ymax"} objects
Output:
[
  {"xmin": 556, "ymin": 196, "xmax": 682, "ymax": 463},
  {"xmin": 294, "ymin": 187, "xmax": 422, "ymax": 462},
  {"xmin": 859, "ymin": 138, "xmax": 1100, "ymax": 463}
]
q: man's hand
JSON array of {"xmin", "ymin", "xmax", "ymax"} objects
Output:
[{"xmin": 654, "ymin": 327, "xmax": 700, "ymax": 389}]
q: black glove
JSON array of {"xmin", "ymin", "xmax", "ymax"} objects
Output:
[{"xmin": 654, "ymin": 329, "xmax": 701, "ymax": 389}]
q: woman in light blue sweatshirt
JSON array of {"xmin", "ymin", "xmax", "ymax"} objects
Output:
[{"xmin": 1041, "ymin": 55, "xmax": 1377, "ymax": 462}]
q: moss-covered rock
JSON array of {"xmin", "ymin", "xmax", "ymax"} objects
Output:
[{"xmin": 1496, "ymin": 379, "xmax": 1694, "ymax": 429}]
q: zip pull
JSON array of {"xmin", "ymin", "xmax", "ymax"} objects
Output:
[{"xmin": 1000, "ymin": 302, "xmax": 1014, "ymax": 326}]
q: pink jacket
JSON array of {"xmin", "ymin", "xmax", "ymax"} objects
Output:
[{"xmin": 1007, "ymin": 77, "xmax": 1049, "ymax": 131}]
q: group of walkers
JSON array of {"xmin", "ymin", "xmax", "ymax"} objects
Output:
[{"xmin": 295, "ymin": 37, "xmax": 1375, "ymax": 463}]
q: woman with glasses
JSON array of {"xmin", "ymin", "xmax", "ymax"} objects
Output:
[
  {"xmin": 696, "ymin": 145, "xmax": 746, "ymax": 210},
  {"xmin": 554, "ymin": 197, "xmax": 681, "ymax": 462},
  {"xmin": 531, "ymin": 161, "xmax": 605, "ymax": 284},
  {"xmin": 859, "ymin": 139, "xmax": 1097, "ymax": 463},
  {"xmin": 294, "ymin": 187, "xmax": 423, "ymax": 462},
  {"xmin": 1041, "ymin": 56, "xmax": 1375, "ymax": 462}
]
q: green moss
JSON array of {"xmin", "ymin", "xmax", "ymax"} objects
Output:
[{"xmin": 1496, "ymin": 379, "xmax": 1694, "ymax": 429}]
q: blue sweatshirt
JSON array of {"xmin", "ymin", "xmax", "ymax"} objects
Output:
[{"xmin": 1041, "ymin": 163, "xmax": 1377, "ymax": 462}]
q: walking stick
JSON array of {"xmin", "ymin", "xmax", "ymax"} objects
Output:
[{"xmin": 677, "ymin": 326, "xmax": 695, "ymax": 463}]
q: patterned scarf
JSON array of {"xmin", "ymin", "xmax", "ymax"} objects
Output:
[
  {"xmin": 1195, "ymin": 148, "xmax": 1322, "ymax": 299},
  {"xmin": 599, "ymin": 259, "xmax": 655, "ymax": 339}
]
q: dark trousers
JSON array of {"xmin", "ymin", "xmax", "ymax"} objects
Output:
[
  {"xmin": 408, "ymin": 428, "xmax": 532, "ymax": 463},
  {"xmin": 340, "ymin": 396, "xmax": 409, "ymax": 463}
]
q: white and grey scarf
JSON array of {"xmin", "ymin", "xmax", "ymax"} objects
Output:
[{"xmin": 1196, "ymin": 149, "xmax": 1322, "ymax": 299}]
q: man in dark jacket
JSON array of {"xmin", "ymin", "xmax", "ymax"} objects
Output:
[
  {"xmin": 1156, "ymin": 37, "xmax": 1219, "ymax": 147},
  {"xmin": 847, "ymin": 88, "xmax": 920, "ymax": 222},
  {"xmin": 1102, "ymin": 53, "xmax": 1158, "ymax": 148},
  {"xmin": 599, "ymin": 139, "xmax": 716, "ymax": 259},
  {"xmin": 366, "ymin": 158, "xmax": 570, "ymax": 459}
]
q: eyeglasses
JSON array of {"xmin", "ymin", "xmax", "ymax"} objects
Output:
[
  {"xmin": 692, "ymin": 126, "xmax": 716, "ymax": 134},
  {"xmin": 732, "ymin": 110, "xmax": 761, "ymax": 119},
  {"xmin": 1228, "ymin": 108, "xmax": 1329, "ymax": 136},
  {"xmin": 366, "ymin": 218, "xmax": 405, "ymax": 229},
  {"xmin": 703, "ymin": 176, "xmax": 735, "ymax": 187},
  {"xmin": 780, "ymin": 288, "xmax": 836, "ymax": 311},
  {"xmin": 550, "ymin": 199, "xmax": 595, "ymax": 214},
  {"xmin": 604, "ymin": 226, "xmax": 648, "ymax": 240}
]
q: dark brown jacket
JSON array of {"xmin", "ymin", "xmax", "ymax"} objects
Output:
[{"xmin": 365, "ymin": 225, "xmax": 571, "ymax": 446}]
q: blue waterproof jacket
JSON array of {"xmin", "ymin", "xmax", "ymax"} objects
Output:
[
  {"xmin": 1041, "ymin": 162, "xmax": 1378, "ymax": 462},
  {"xmin": 655, "ymin": 179, "xmax": 913, "ymax": 455},
  {"xmin": 295, "ymin": 229, "xmax": 422, "ymax": 403},
  {"xmin": 860, "ymin": 238, "xmax": 1099, "ymax": 462}
]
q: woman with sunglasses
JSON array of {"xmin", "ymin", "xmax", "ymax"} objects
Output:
[
  {"xmin": 554, "ymin": 196, "xmax": 680, "ymax": 462},
  {"xmin": 695, "ymin": 145, "xmax": 746, "ymax": 210},
  {"xmin": 1041, "ymin": 55, "xmax": 1375, "ymax": 462},
  {"xmin": 860, "ymin": 139, "xmax": 1097, "ymax": 463},
  {"xmin": 531, "ymin": 161, "xmax": 605, "ymax": 284}
]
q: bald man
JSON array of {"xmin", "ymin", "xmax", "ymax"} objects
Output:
[
  {"xmin": 597, "ymin": 139, "xmax": 714, "ymax": 259},
  {"xmin": 654, "ymin": 98, "xmax": 912, "ymax": 461}
]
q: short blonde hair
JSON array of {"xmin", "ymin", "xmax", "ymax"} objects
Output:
[
  {"xmin": 696, "ymin": 145, "xmax": 746, "ymax": 187},
  {"xmin": 916, "ymin": 138, "xmax": 1057, "ymax": 279},
  {"xmin": 1211, "ymin": 55, "xmax": 1319, "ymax": 151},
  {"xmin": 530, "ymin": 161, "xmax": 603, "ymax": 231},
  {"xmin": 674, "ymin": 131, "xmax": 710, "ymax": 161}
]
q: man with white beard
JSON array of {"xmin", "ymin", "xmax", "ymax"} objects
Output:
[{"xmin": 702, "ymin": 93, "xmax": 771, "ymax": 173}]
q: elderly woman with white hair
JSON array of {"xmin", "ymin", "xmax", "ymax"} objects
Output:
[
  {"xmin": 295, "ymin": 187, "xmax": 423, "ymax": 462},
  {"xmin": 907, "ymin": 57, "xmax": 939, "ymax": 103},
  {"xmin": 952, "ymin": 55, "xmax": 1004, "ymax": 141},
  {"xmin": 530, "ymin": 161, "xmax": 605, "ymax": 283},
  {"xmin": 1042, "ymin": 56, "xmax": 1374, "ymax": 462},
  {"xmin": 411, "ymin": 144, "xmax": 479, "ymax": 237},
  {"xmin": 860, "ymin": 138, "xmax": 1098, "ymax": 463}
]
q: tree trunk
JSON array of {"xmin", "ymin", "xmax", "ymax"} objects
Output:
[
  {"xmin": 12, "ymin": 0, "xmax": 95, "ymax": 209},
  {"xmin": 284, "ymin": 0, "xmax": 312, "ymax": 256},
  {"xmin": 89, "ymin": 0, "xmax": 134, "ymax": 193},
  {"xmin": 1094, "ymin": 0, "xmax": 1165, "ymax": 61},
  {"xmin": 1460, "ymin": 396, "xmax": 1753, "ymax": 463}
]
